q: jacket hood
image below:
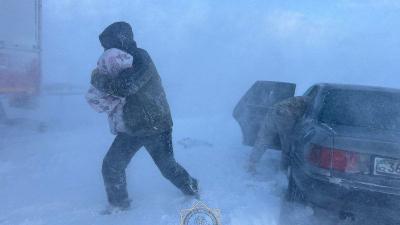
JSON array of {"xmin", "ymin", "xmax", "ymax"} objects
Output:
[{"xmin": 99, "ymin": 22, "xmax": 137, "ymax": 55}]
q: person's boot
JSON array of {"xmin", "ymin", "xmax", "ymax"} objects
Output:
[
  {"xmin": 181, "ymin": 178, "xmax": 200, "ymax": 200},
  {"xmin": 100, "ymin": 198, "xmax": 132, "ymax": 215},
  {"xmin": 193, "ymin": 179, "xmax": 201, "ymax": 200}
]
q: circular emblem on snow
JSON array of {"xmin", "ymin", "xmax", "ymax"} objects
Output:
[{"xmin": 180, "ymin": 201, "xmax": 221, "ymax": 225}]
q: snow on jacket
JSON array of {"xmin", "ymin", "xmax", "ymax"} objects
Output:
[
  {"xmin": 86, "ymin": 48, "xmax": 133, "ymax": 135},
  {"xmin": 270, "ymin": 96, "xmax": 312, "ymax": 120},
  {"xmin": 91, "ymin": 22, "xmax": 173, "ymax": 137}
]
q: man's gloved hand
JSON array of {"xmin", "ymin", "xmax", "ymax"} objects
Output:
[
  {"xmin": 248, "ymin": 162, "xmax": 256, "ymax": 174},
  {"xmin": 91, "ymin": 68, "xmax": 99, "ymax": 78}
]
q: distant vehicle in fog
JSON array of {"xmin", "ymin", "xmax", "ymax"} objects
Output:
[
  {"xmin": 0, "ymin": 0, "xmax": 42, "ymax": 102},
  {"xmin": 0, "ymin": 1, "xmax": 84, "ymax": 133},
  {"xmin": 287, "ymin": 83, "xmax": 400, "ymax": 222},
  {"xmin": 0, "ymin": 0, "xmax": 47, "ymax": 132}
]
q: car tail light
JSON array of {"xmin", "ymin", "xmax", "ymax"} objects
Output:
[{"xmin": 307, "ymin": 144, "xmax": 370, "ymax": 174}]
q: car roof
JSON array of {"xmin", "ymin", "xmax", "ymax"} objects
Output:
[{"xmin": 315, "ymin": 83, "xmax": 400, "ymax": 94}]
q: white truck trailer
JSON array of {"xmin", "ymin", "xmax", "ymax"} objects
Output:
[{"xmin": 0, "ymin": 0, "xmax": 45, "ymax": 131}]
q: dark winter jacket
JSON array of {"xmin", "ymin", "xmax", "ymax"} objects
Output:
[{"xmin": 91, "ymin": 22, "xmax": 173, "ymax": 137}]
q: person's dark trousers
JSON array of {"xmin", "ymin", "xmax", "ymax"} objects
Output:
[{"xmin": 102, "ymin": 129, "xmax": 198, "ymax": 208}]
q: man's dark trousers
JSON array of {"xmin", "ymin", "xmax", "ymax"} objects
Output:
[{"xmin": 102, "ymin": 129, "xmax": 197, "ymax": 207}]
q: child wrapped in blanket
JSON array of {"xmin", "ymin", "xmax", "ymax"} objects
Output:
[{"xmin": 85, "ymin": 48, "xmax": 133, "ymax": 135}]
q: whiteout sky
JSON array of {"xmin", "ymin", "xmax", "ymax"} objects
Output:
[{"xmin": 42, "ymin": 0, "xmax": 400, "ymax": 116}]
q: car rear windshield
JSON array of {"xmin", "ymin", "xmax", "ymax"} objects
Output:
[{"xmin": 319, "ymin": 89, "xmax": 400, "ymax": 130}]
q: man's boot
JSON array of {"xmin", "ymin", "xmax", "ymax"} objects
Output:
[{"xmin": 181, "ymin": 178, "xmax": 200, "ymax": 199}]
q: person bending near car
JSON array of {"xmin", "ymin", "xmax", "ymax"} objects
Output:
[
  {"xmin": 91, "ymin": 22, "xmax": 199, "ymax": 213},
  {"xmin": 248, "ymin": 96, "xmax": 312, "ymax": 173}
]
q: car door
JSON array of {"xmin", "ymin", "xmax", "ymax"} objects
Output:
[{"xmin": 233, "ymin": 81, "xmax": 296, "ymax": 147}]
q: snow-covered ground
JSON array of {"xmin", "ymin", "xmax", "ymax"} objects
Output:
[{"xmin": 0, "ymin": 95, "xmax": 296, "ymax": 225}]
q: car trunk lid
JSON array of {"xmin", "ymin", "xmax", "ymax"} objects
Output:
[{"xmin": 325, "ymin": 124, "xmax": 400, "ymax": 190}]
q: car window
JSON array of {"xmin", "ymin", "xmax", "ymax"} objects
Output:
[{"xmin": 319, "ymin": 89, "xmax": 400, "ymax": 131}]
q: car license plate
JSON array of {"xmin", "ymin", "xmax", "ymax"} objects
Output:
[{"xmin": 375, "ymin": 157, "xmax": 400, "ymax": 177}]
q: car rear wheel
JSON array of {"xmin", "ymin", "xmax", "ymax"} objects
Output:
[{"xmin": 286, "ymin": 166, "xmax": 306, "ymax": 204}]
